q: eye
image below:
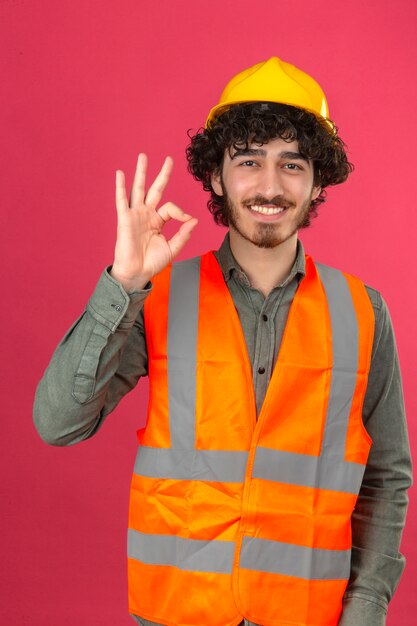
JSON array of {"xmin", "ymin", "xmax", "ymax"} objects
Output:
[
  {"xmin": 239, "ymin": 160, "xmax": 257, "ymax": 167},
  {"xmin": 283, "ymin": 163, "xmax": 302, "ymax": 171}
]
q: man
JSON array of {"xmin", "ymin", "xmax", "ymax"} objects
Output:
[{"xmin": 34, "ymin": 57, "xmax": 412, "ymax": 626}]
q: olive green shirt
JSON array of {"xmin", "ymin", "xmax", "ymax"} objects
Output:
[{"xmin": 33, "ymin": 235, "xmax": 412, "ymax": 626}]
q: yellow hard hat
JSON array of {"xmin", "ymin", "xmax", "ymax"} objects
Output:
[{"xmin": 205, "ymin": 56, "xmax": 331, "ymax": 128}]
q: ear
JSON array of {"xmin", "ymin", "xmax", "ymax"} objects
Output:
[
  {"xmin": 210, "ymin": 170, "xmax": 223, "ymax": 196},
  {"xmin": 312, "ymin": 185, "xmax": 321, "ymax": 201}
]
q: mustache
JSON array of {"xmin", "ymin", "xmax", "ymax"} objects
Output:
[{"xmin": 242, "ymin": 195, "xmax": 295, "ymax": 209}]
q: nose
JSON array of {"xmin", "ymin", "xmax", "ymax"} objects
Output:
[{"xmin": 256, "ymin": 163, "xmax": 284, "ymax": 199}]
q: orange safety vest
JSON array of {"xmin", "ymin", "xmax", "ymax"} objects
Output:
[{"xmin": 128, "ymin": 251, "xmax": 375, "ymax": 626}]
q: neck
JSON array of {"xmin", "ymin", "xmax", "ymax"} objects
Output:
[{"xmin": 229, "ymin": 229, "xmax": 298, "ymax": 297}]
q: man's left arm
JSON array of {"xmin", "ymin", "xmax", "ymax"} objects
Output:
[{"xmin": 339, "ymin": 290, "xmax": 412, "ymax": 626}]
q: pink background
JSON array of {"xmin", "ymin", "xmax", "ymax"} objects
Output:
[{"xmin": 1, "ymin": 0, "xmax": 416, "ymax": 624}]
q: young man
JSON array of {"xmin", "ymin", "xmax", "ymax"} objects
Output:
[{"xmin": 34, "ymin": 57, "xmax": 412, "ymax": 626}]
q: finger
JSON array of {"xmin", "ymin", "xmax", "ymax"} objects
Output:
[
  {"xmin": 130, "ymin": 153, "xmax": 148, "ymax": 208},
  {"xmin": 115, "ymin": 170, "xmax": 129, "ymax": 212},
  {"xmin": 157, "ymin": 201, "xmax": 192, "ymax": 223},
  {"xmin": 167, "ymin": 218, "xmax": 198, "ymax": 259},
  {"xmin": 144, "ymin": 156, "xmax": 174, "ymax": 208}
]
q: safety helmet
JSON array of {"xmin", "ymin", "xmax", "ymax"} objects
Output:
[{"xmin": 205, "ymin": 56, "xmax": 331, "ymax": 129}]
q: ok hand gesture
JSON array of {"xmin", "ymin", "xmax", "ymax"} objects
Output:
[{"xmin": 111, "ymin": 153, "xmax": 198, "ymax": 292}]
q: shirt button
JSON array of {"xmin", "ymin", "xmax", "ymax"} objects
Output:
[
  {"xmin": 258, "ymin": 367, "xmax": 265, "ymax": 375},
  {"xmin": 112, "ymin": 304, "xmax": 122, "ymax": 312},
  {"xmin": 262, "ymin": 314, "xmax": 268, "ymax": 322}
]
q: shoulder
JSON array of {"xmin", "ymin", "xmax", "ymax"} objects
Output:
[
  {"xmin": 363, "ymin": 284, "xmax": 383, "ymax": 313},
  {"xmin": 335, "ymin": 267, "xmax": 392, "ymax": 356},
  {"xmin": 362, "ymin": 285, "xmax": 388, "ymax": 357},
  {"xmin": 313, "ymin": 261, "xmax": 389, "ymax": 348},
  {"xmin": 314, "ymin": 258, "xmax": 384, "ymax": 314}
]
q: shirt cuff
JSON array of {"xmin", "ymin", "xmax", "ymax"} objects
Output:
[
  {"xmin": 86, "ymin": 267, "xmax": 152, "ymax": 333},
  {"xmin": 339, "ymin": 594, "xmax": 387, "ymax": 626}
]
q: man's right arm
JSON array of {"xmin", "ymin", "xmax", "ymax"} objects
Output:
[
  {"xmin": 33, "ymin": 153, "xmax": 198, "ymax": 446},
  {"xmin": 33, "ymin": 268, "xmax": 150, "ymax": 446}
]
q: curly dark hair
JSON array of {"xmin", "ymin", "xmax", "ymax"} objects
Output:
[{"xmin": 186, "ymin": 102, "xmax": 353, "ymax": 227}]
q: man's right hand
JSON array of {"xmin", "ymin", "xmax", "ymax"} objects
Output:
[{"xmin": 110, "ymin": 153, "xmax": 198, "ymax": 293}]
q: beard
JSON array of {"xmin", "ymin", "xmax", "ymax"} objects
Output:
[{"xmin": 222, "ymin": 184, "xmax": 314, "ymax": 249}]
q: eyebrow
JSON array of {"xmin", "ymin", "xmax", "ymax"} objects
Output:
[{"xmin": 230, "ymin": 148, "xmax": 309, "ymax": 163}]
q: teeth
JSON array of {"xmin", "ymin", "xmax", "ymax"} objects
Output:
[{"xmin": 250, "ymin": 205, "xmax": 285, "ymax": 215}]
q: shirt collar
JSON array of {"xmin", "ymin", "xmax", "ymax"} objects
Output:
[{"xmin": 214, "ymin": 232, "xmax": 306, "ymax": 289}]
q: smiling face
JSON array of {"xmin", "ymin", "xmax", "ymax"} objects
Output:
[{"xmin": 211, "ymin": 137, "xmax": 321, "ymax": 249}]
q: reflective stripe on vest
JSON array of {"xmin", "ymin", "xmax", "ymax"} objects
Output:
[
  {"xmin": 128, "ymin": 528, "xmax": 351, "ymax": 580},
  {"xmin": 128, "ymin": 252, "xmax": 374, "ymax": 626}
]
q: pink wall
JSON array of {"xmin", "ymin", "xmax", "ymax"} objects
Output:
[{"xmin": 1, "ymin": 0, "xmax": 416, "ymax": 623}]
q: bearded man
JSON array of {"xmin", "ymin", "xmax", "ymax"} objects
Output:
[{"xmin": 34, "ymin": 57, "xmax": 412, "ymax": 626}]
